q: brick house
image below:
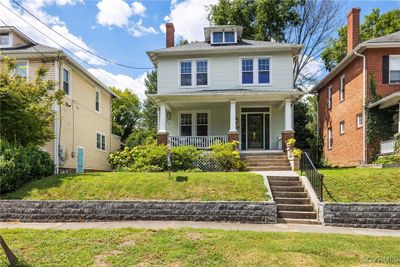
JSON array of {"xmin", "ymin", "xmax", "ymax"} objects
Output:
[{"xmin": 312, "ymin": 8, "xmax": 400, "ymax": 166}]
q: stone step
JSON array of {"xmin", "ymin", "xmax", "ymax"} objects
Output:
[
  {"xmin": 273, "ymin": 191, "xmax": 308, "ymax": 198},
  {"xmin": 278, "ymin": 211, "xmax": 317, "ymax": 220},
  {"xmin": 277, "ymin": 204, "xmax": 314, "ymax": 212},
  {"xmin": 242, "ymin": 156, "xmax": 288, "ymax": 160},
  {"xmin": 247, "ymin": 167, "xmax": 292, "ymax": 171},
  {"xmin": 268, "ymin": 181, "xmax": 301, "ymax": 187},
  {"xmin": 244, "ymin": 158, "xmax": 290, "ymax": 162},
  {"xmin": 247, "ymin": 162, "xmax": 291, "ymax": 167},
  {"xmin": 247, "ymin": 164, "xmax": 291, "ymax": 169},
  {"xmin": 274, "ymin": 197, "xmax": 310, "ymax": 205},
  {"xmin": 268, "ymin": 176, "xmax": 299, "ymax": 182},
  {"xmin": 277, "ymin": 218, "xmax": 320, "ymax": 225},
  {"xmin": 270, "ymin": 186, "xmax": 304, "ymax": 192}
]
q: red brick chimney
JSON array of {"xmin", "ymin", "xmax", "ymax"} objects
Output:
[
  {"xmin": 347, "ymin": 8, "xmax": 361, "ymax": 54},
  {"xmin": 166, "ymin": 23, "xmax": 175, "ymax": 48}
]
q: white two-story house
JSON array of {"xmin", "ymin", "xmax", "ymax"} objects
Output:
[{"xmin": 147, "ymin": 24, "xmax": 303, "ymax": 152}]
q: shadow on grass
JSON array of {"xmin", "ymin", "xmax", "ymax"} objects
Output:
[
  {"xmin": 175, "ymin": 176, "xmax": 188, "ymax": 182},
  {"xmin": 1, "ymin": 173, "xmax": 103, "ymax": 200}
]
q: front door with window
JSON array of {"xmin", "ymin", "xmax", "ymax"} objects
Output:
[
  {"xmin": 247, "ymin": 114, "xmax": 264, "ymax": 149},
  {"xmin": 241, "ymin": 107, "xmax": 270, "ymax": 150}
]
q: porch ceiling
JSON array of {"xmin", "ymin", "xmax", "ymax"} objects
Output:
[{"xmin": 368, "ymin": 92, "xmax": 400, "ymax": 109}]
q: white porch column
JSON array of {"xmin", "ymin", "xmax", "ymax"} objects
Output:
[
  {"xmin": 158, "ymin": 102, "xmax": 167, "ymax": 133},
  {"xmin": 284, "ymin": 99, "xmax": 293, "ymax": 131},
  {"xmin": 229, "ymin": 100, "xmax": 237, "ymax": 132}
]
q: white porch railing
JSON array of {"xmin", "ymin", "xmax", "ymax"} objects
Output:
[
  {"xmin": 380, "ymin": 139, "xmax": 396, "ymax": 154},
  {"xmin": 169, "ymin": 136, "xmax": 228, "ymax": 149}
]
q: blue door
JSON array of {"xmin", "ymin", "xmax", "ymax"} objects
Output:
[{"xmin": 77, "ymin": 147, "xmax": 84, "ymax": 173}]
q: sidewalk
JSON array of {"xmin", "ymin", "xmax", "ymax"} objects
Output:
[{"xmin": 1, "ymin": 221, "xmax": 399, "ymax": 237}]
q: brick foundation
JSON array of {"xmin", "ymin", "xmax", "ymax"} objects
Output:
[
  {"xmin": 227, "ymin": 132, "xmax": 239, "ymax": 142},
  {"xmin": 282, "ymin": 131, "xmax": 295, "ymax": 152},
  {"xmin": 157, "ymin": 132, "xmax": 168, "ymax": 145}
]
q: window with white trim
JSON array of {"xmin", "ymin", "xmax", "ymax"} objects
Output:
[
  {"xmin": 241, "ymin": 57, "xmax": 271, "ymax": 85},
  {"xmin": 0, "ymin": 33, "xmax": 10, "ymax": 47},
  {"xmin": 328, "ymin": 127, "xmax": 333, "ymax": 149},
  {"xmin": 328, "ymin": 85, "xmax": 332, "ymax": 109},
  {"xmin": 356, "ymin": 113, "xmax": 363, "ymax": 128},
  {"xmin": 211, "ymin": 31, "xmax": 236, "ymax": 44},
  {"xmin": 196, "ymin": 60, "xmax": 208, "ymax": 86},
  {"xmin": 96, "ymin": 132, "xmax": 106, "ymax": 151},
  {"xmin": 241, "ymin": 59, "xmax": 254, "ymax": 84},
  {"xmin": 180, "ymin": 113, "xmax": 192, "ymax": 136},
  {"xmin": 179, "ymin": 59, "xmax": 208, "ymax": 87},
  {"xmin": 95, "ymin": 90, "xmax": 100, "ymax": 112},
  {"xmin": 340, "ymin": 75, "xmax": 345, "ymax": 101},
  {"xmin": 180, "ymin": 61, "xmax": 192, "ymax": 86},
  {"xmin": 14, "ymin": 61, "xmax": 28, "ymax": 78},
  {"xmin": 339, "ymin": 121, "xmax": 345, "ymax": 135},
  {"xmin": 258, "ymin": 58, "xmax": 270, "ymax": 84},
  {"xmin": 389, "ymin": 55, "xmax": 400, "ymax": 84},
  {"xmin": 63, "ymin": 68, "xmax": 70, "ymax": 95},
  {"xmin": 196, "ymin": 113, "xmax": 208, "ymax": 136}
]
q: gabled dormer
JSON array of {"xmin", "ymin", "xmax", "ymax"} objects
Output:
[
  {"xmin": 204, "ymin": 25, "xmax": 243, "ymax": 45},
  {"xmin": 0, "ymin": 26, "xmax": 35, "ymax": 49}
]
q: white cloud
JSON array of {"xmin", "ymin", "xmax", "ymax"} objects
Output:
[
  {"xmin": 162, "ymin": 0, "xmax": 217, "ymax": 42},
  {"xmin": 128, "ymin": 19, "xmax": 156, "ymax": 37},
  {"xmin": 88, "ymin": 68, "xmax": 148, "ymax": 101},
  {"xmin": 96, "ymin": 0, "xmax": 133, "ymax": 27},
  {"xmin": 0, "ymin": 0, "xmax": 105, "ymax": 65},
  {"xmin": 131, "ymin": 1, "xmax": 146, "ymax": 16}
]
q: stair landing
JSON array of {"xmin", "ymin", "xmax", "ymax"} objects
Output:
[{"xmin": 241, "ymin": 152, "xmax": 291, "ymax": 171}]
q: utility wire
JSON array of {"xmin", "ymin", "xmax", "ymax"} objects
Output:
[
  {"xmin": 11, "ymin": 0, "xmax": 153, "ymax": 70},
  {"xmin": 0, "ymin": 2, "xmax": 141, "ymax": 91}
]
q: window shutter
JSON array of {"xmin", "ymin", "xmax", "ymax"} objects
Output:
[{"xmin": 382, "ymin": 55, "xmax": 389, "ymax": 84}]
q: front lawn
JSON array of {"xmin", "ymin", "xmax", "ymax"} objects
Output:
[
  {"xmin": 2, "ymin": 172, "xmax": 267, "ymax": 201},
  {"xmin": 1, "ymin": 228, "xmax": 399, "ymax": 266},
  {"xmin": 320, "ymin": 168, "xmax": 400, "ymax": 203}
]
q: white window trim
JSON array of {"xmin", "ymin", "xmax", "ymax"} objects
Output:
[
  {"xmin": 62, "ymin": 65, "xmax": 72, "ymax": 97},
  {"xmin": 13, "ymin": 60, "xmax": 29, "ymax": 79},
  {"xmin": 340, "ymin": 74, "xmax": 345, "ymax": 102},
  {"xmin": 328, "ymin": 128, "xmax": 333, "ymax": 150},
  {"xmin": 0, "ymin": 32, "xmax": 12, "ymax": 48},
  {"xmin": 328, "ymin": 85, "xmax": 332, "ymax": 109},
  {"xmin": 356, "ymin": 113, "xmax": 363, "ymax": 128},
  {"xmin": 210, "ymin": 30, "xmax": 237, "ymax": 44},
  {"xmin": 95, "ymin": 88, "xmax": 101, "ymax": 113},
  {"xmin": 239, "ymin": 56, "xmax": 272, "ymax": 86},
  {"xmin": 389, "ymin": 55, "xmax": 400, "ymax": 84},
  {"xmin": 96, "ymin": 131, "xmax": 106, "ymax": 152},
  {"xmin": 339, "ymin": 121, "xmax": 345, "ymax": 135},
  {"xmin": 178, "ymin": 110, "xmax": 210, "ymax": 136},
  {"xmin": 178, "ymin": 59, "xmax": 210, "ymax": 88}
]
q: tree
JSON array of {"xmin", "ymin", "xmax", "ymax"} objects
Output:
[
  {"xmin": 142, "ymin": 70, "xmax": 157, "ymax": 131},
  {"xmin": 208, "ymin": 0, "xmax": 302, "ymax": 42},
  {"xmin": 293, "ymin": 100, "xmax": 312, "ymax": 149},
  {"xmin": 111, "ymin": 87, "xmax": 141, "ymax": 141},
  {"xmin": 322, "ymin": 8, "xmax": 400, "ymax": 71},
  {"xmin": 0, "ymin": 57, "xmax": 63, "ymax": 146}
]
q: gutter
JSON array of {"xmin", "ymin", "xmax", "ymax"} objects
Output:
[{"xmin": 354, "ymin": 51, "xmax": 367, "ymax": 164}]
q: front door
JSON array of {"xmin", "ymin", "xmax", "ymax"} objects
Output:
[
  {"xmin": 247, "ymin": 114, "xmax": 264, "ymax": 149},
  {"xmin": 76, "ymin": 147, "xmax": 84, "ymax": 173}
]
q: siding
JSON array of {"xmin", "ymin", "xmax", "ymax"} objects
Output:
[{"xmin": 158, "ymin": 51, "xmax": 294, "ymax": 94}]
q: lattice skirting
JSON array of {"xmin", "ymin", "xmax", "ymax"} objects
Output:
[{"xmin": 190, "ymin": 151, "xmax": 223, "ymax": 172}]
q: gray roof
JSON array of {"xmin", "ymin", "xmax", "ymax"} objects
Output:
[
  {"xmin": 0, "ymin": 43, "xmax": 61, "ymax": 54},
  {"xmin": 365, "ymin": 31, "xmax": 400, "ymax": 44}
]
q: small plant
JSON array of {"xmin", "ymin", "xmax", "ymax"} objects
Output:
[
  {"xmin": 292, "ymin": 148, "xmax": 302, "ymax": 158},
  {"xmin": 374, "ymin": 154, "xmax": 400, "ymax": 165},
  {"xmin": 395, "ymin": 133, "xmax": 400, "ymax": 155},
  {"xmin": 286, "ymin": 138, "xmax": 296, "ymax": 148}
]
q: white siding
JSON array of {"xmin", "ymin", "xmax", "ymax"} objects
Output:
[{"xmin": 158, "ymin": 51, "xmax": 293, "ymax": 94}]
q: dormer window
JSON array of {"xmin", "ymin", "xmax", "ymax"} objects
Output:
[
  {"xmin": 211, "ymin": 31, "xmax": 237, "ymax": 44},
  {"xmin": 0, "ymin": 33, "xmax": 11, "ymax": 47}
]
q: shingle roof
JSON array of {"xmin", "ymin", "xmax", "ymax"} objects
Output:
[
  {"xmin": 0, "ymin": 44, "xmax": 61, "ymax": 53},
  {"xmin": 365, "ymin": 31, "xmax": 400, "ymax": 43}
]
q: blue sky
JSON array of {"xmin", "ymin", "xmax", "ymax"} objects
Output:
[{"xmin": 0, "ymin": 0, "xmax": 399, "ymax": 99}]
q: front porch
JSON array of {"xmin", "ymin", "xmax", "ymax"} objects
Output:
[{"xmin": 149, "ymin": 90, "xmax": 303, "ymax": 151}]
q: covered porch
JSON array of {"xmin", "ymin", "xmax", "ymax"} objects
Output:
[{"xmin": 148, "ymin": 90, "xmax": 303, "ymax": 151}]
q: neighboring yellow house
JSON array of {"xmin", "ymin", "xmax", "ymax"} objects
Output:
[{"xmin": 0, "ymin": 26, "xmax": 121, "ymax": 173}]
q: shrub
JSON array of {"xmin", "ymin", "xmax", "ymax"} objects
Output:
[
  {"xmin": 286, "ymin": 138, "xmax": 296, "ymax": 147},
  {"xmin": 210, "ymin": 141, "xmax": 246, "ymax": 171},
  {"xmin": 374, "ymin": 154, "xmax": 400, "ymax": 165},
  {"xmin": 395, "ymin": 133, "xmax": 400, "ymax": 155},
  {"xmin": 130, "ymin": 144, "xmax": 168, "ymax": 172},
  {"xmin": 292, "ymin": 148, "xmax": 302, "ymax": 158},
  {"xmin": 171, "ymin": 146, "xmax": 201, "ymax": 171},
  {"xmin": 0, "ymin": 140, "xmax": 53, "ymax": 193}
]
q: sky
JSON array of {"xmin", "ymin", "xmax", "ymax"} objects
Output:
[{"xmin": 0, "ymin": 0, "xmax": 399, "ymax": 100}]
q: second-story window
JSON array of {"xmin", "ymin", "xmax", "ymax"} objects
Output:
[
  {"xmin": 180, "ymin": 61, "xmax": 192, "ymax": 86},
  {"xmin": 328, "ymin": 85, "xmax": 332, "ymax": 110},
  {"xmin": 63, "ymin": 68, "xmax": 70, "ymax": 95},
  {"xmin": 196, "ymin": 60, "xmax": 208, "ymax": 86},
  {"xmin": 95, "ymin": 90, "xmax": 100, "ymax": 112},
  {"xmin": 258, "ymin": 58, "xmax": 270, "ymax": 84},
  {"xmin": 389, "ymin": 55, "xmax": 400, "ymax": 84},
  {"xmin": 14, "ymin": 61, "xmax": 28, "ymax": 78},
  {"xmin": 0, "ymin": 33, "xmax": 10, "ymax": 47},
  {"xmin": 242, "ymin": 59, "xmax": 254, "ymax": 84},
  {"xmin": 340, "ymin": 75, "xmax": 345, "ymax": 101}
]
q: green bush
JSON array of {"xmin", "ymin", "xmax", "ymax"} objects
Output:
[
  {"xmin": 171, "ymin": 146, "xmax": 201, "ymax": 171},
  {"xmin": 374, "ymin": 154, "xmax": 400, "ymax": 165},
  {"xmin": 0, "ymin": 140, "xmax": 53, "ymax": 193},
  {"xmin": 209, "ymin": 141, "xmax": 246, "ymax": 171},
  {"xmin": 131, "ymin": 144, "xmax": 168, "ymax": 172},
  {"xmin": 292, "ymin": 148, "xmax": 302, "ymax": 158}
]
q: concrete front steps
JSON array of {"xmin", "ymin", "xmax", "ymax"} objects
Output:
[
  {"xmin": 241, "ymin": 153, "xmax": 291, "ymax": 171},
  {"xmin": 268, "ymin": 175, "xmax": 320, "ymax": 225}
]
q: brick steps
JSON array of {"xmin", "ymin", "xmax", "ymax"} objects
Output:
[
  {"xmin": 277, "ymin": 218, "xmax": 320, "ymax": 225},
  {"xmin": 241, "ymin": 153, "xmax": 291, "ymax": 171}
]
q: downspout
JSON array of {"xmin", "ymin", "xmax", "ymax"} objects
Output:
[
  {"xmin": 316, "ymin": 92, "xmax": 319, "ymax": 164},
  {"xmin": 354, "ymin": 51, "xmax": 366, "ymax": 164},
  {"xmin": 54, "ymin": 59, "xmax": 60, "ymax": 174}
]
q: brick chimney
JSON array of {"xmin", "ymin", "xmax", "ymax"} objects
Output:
[
  {"xmin": 166, "ymin": 23, "xmax": 175, "ymax": 48},
  {"xmin": 347, "ymin": 8, "xmax": 361, "ymax": 54}
]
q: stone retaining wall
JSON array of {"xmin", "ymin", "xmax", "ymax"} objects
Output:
[
  {"xmin": 323, "ymin": 203, "xmax": 400, "ymax": 230},
  {"xmin": 0, "ymin": 200, "xmax": 277, "ymax": 224}
]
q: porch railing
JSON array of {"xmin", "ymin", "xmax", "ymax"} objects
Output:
[
  {"xmin": 168, "ymin": 136, "xmax": 228, "ymax": 149},
  {"xmin": 300, "ymin": 152, "xmax": 323, "ymax": 201},
  {"xmin": 380, "ymin": 139, "xmax": 396, "ymax": 155}
]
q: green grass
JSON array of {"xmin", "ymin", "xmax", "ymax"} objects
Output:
[
  {"xmin": 2, "ymin": 172, "xmax": 267, "ymax": 201},
  {"xmin": 1, "ymin": 228, "xmax": 399, "ymax": 267},
  {"xmin": 320, "ymin": 168, "xmax": 400, "ymax": 203}
]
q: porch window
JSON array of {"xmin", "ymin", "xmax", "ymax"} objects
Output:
[
  {"xmin": 328, "ymin": 128, "xmax": 333, "ymax": 149},
  {"xmin": 242, "ymin": 59, "xmax": 253, "ymax": 84},
  {"xmin": 340, "ymin": 75, "xmax": 345, "ymax": 102},
  {"xmin": 180, "ymin": 113, "xmax": 192, "ymax": 136},
  {"xmin": 96, "ymin": 132, "xmax": 106, "ymax": 151},
  {"xmin": 258, "ymin": 58, "xmax": 270, "ymax": 84},
  {"xmin": 14, "ymin": 61, "xmax": 28, "ymax": 78},
  {"xmin": 196, "ymin": 113, "xmax": 208, "ymax": 136},
  {"xmin": 328, "ymin": 85, "xmax": 332, "ymax": 110},
  {"xmin": 63, "ymin": 68, "xmax": 70, "ymax": 95},
  {"xmin": 389, "ymin": 55, "xmax": 400, "ymax": 84},
  {"xmin": 180, "ymin": 61, "xmax": 192, "ymax": 86},
  {"xmin": 196, "ymin": 60, "xmax": 208, "ymax": 86},
  {"xmin": 356, "ymin": 113, "xmax": 362, "ymax": 128}
]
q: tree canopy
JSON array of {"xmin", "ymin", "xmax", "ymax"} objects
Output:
[{"xmin": 322, "ymin": 8, "xmax": 400, "ymax": 71}]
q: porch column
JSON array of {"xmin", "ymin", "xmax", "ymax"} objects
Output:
[
  {"xmin": 282, "ymin": 99, "xmax": 295, "ymax": 151},
  {"xmin": 228, "ymin": 100, "xmax": 239, "ymax": 142},
  {"xmin": 157, "ymin": 102, "xmax": 168, "ymax": 145}
]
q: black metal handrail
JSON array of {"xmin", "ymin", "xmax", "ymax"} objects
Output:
[{"xmin": 300, "ymin": 152, "xmax": 323, "ymax": 201}]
